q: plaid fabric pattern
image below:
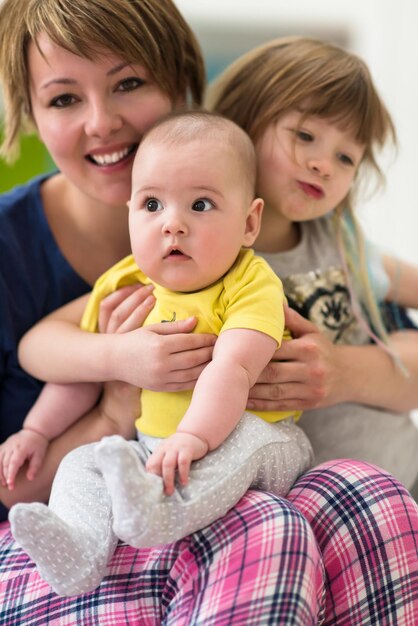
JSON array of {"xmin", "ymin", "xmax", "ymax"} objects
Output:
[
  {"xmin": 0, "ymin": 490, "xmax": 323, "ymax": 625},
  {"xmin": 0, "ymin": 460, "xmax": 417, "ymax": 625},
  {"xmin": 288, "ymin": 460, "xmax": 418, "ymax": 625}
]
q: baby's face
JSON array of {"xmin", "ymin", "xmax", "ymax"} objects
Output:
[{"xmin": 128, "ymin": 138, "xmax": 257, "ymax": 292}]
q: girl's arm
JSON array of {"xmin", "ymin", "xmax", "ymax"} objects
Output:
[
  {"xmin": 146, "ymin": 328, "xmax": 277, "ymax": 494},
  {"xmin": 383, "ymin": 255, "xmax": 418, "ymax": 309},
  {"xmin": 248, "ymin": 306, "xmax": 418, "ymax": 414},
  {"xmin": 19, "ymin": 286, "xmax": 215, "ymax": 391}
]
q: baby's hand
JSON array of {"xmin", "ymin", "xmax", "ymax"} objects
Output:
[
  {"xmin": 0, "ymin": 429, "xmax": 49, "ymax": 490},
  {"xmin": 145, "ymin": 432, "xmax": 208, "ymax": 496}
]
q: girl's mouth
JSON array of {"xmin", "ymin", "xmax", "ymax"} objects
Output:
[{"xmin": 297, "ymin": 181, "xmax": 325, "ymax": 199}]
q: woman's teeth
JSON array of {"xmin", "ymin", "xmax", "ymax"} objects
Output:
[{"xmin": 90, "ymin": 147, "xmax": 131, "ymax": 165}]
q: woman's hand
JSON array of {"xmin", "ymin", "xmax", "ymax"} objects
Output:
[
  {"xmin": 98, "ymin": 283, "xmax": 156, "ymax": 334},
  {"xmin": 99, "ymin": 284, "xmax": 216, "ymax": 392},
  {"xmin": 19, "ymin": 285, "xmax": 216, "ymax": 390},
  {"xmin": 111, "ymin": 319, "xmax": 215, "ymax": 391},
  {"xmin": 248, "ymin": 307, "xmax": 344, "ymax": 412},
  {"xmin": 95, "ymin": 284, "xmax": 216, "ymax": 436}
]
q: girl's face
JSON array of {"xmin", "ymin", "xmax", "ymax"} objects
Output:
[
  {"xmin": 255, "ymin": 111, "xmax": 365, "ymax": 227},
  {"xmin": 28, "ymin": 33, "xmax": 175, "ymax": 208}
]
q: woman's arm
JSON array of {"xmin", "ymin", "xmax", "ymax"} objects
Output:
[
  {"xmin": 248, "ymin": 306, "xmax": 418, "ymax": 414},
  {"xmin": 19, "ymin": 286, "xmax": 215, "ymax": 391}
]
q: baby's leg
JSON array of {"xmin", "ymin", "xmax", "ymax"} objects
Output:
[
  {"xmin": 96, "ymin": 415, "xmax": 313, "ymax": 548},
  {"xmin": 9, "ymin": 443, "xmax": 116, "ymax": 596},
  {"xmin": 95, "ymin": 436, "xmax": 163, "ymax": 545}
]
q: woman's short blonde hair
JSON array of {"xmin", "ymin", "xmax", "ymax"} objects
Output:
[{"xmin": 0, "ymin": 0, "xmax": 205, "ymax": 160}]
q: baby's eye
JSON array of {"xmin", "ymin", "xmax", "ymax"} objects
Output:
[
  {"xmin": 192, "ymin": 199, "xmax": 214, "ymax": 212},
  {"xmin": 146, "ymin": 198, "xmax": 163, "ymax": 212},
  {"xmin": 338, "ymin": 153, "xmax": 354, "ymax": 166},
  {"xmin": 295, "ymin": 129, "xmax": 313, "ymax": 142}
]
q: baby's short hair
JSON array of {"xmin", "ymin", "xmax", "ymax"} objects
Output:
[{"xmin": 138, "ymin": 110, "xmax": 257, "ymax": 198}]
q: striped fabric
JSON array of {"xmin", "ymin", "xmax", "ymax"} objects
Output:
[{"xmin": 0, "ymin": 460, "xmax": 417, "ymax": 625}]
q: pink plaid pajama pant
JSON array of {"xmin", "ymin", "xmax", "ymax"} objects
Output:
[{"xmin": 0, "ymin": 459, "xmax": 417, "ymax": 625}]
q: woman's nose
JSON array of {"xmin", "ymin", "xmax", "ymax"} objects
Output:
[{"xmin": 84, "ymin": 101, "xmax": 123, "ymax": 137}]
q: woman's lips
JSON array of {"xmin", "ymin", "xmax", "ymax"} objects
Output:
[
  {"xmin": 86, "ymin": 144, "xmax": 137, "ymax": 170},
  {"xmin": 297, "ymin": 181, "xmax": 325, "ymax": 199}
]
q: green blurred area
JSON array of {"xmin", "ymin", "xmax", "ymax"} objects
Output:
[{"xmin": 0, "ymin": 133, "xmax": 54, "ymax": 193}]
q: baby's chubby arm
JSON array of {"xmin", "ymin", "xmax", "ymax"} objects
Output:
[
  {"xmin": 146, "ymin": 328, "xmax": 277, "ymax": 494},
  {"xmin": 0, "ymin": 382, "xmax": 100, "ymax": 490}
]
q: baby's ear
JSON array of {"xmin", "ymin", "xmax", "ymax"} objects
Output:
[{"xmin": 243, "ymin": 197, "xmax": 264, "ymax": 246}]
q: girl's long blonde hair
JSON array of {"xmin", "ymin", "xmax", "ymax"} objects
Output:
[
  {"xmin": 207, "ymin": 36, "xmax": 398, "ymax": 357},
  {"xmin": 0, "ymin": 0, "xmax": 205, "ymax": 161}
]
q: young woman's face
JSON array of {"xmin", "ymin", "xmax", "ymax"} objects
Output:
[
  {"xmin": 255, "ymin": 112, "xmax": 365, "ymax": 225},
  {"xmin": 28, "ymin": 33, "xmax": 175, "ymax": 207}
]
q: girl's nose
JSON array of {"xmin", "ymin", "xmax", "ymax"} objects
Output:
[
  {"xmin": 84, "ymin": 101, "xmax": 123, "ymax": 137},
  {"xmin": 307, "ymin": 156, "xmax": 332, "ymax": 179}
]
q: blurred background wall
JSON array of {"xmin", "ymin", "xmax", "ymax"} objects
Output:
[{"xmin": 1, "ymin": 0, "xmax": 417, "ymax": 268}]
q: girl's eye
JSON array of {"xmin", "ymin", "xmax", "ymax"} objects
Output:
[
  {"xmin": 49, "ymin": 94, "xmax": 78, "ymax": 108},
  {"xmin": 192, "ymin": 199, "xmax": 213, "ymax": 212},
  {"xmin": 295, "ymin": 129, "xmax": 313, "ymax": 142},
  {"xmin": 117, "ymin": 77, "xmax": 146, "ymax": 92},
  {"xmin": 146, "ymin": 198, "xmax": 163, "ymax": 212},
  {"xmin": 338, "ymin": 153, "xmax": 354, "ymax": 166}
]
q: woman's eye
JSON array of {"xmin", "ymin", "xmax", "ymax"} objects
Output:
[
  {"xmin": 192, "ymin": 199, "xmax": 213, "ymax": 212},
  {"xmin": 295, "ymin": 129, "xmax": 313, "ymax": 142},
  {"xmin": 146, "ymin": 198, "xmax": 163, "ymax": 212},
  {"xmin": 338, "ymin": 153, "xmax": 354, "ymax": 166},
  {"xmin": 49, "ymin": 94, "xmax": 78, "ymax": 108},
  {"xmin": 118, "ymin": 77, "xmax": 145, "ymax": 92}
]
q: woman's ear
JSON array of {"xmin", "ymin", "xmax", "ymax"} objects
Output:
[{"xmin": 243, "ymin": 197, "xmax": 264, "ymax": 246}]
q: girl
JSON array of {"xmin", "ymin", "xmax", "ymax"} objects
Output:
[
  {"xmin": 207, "ymin": 36, "xmax": 418, "ymax": 492},
  {"xmin": 0, "ymin": 3, "xmax": 416, "ymax": 621}
]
